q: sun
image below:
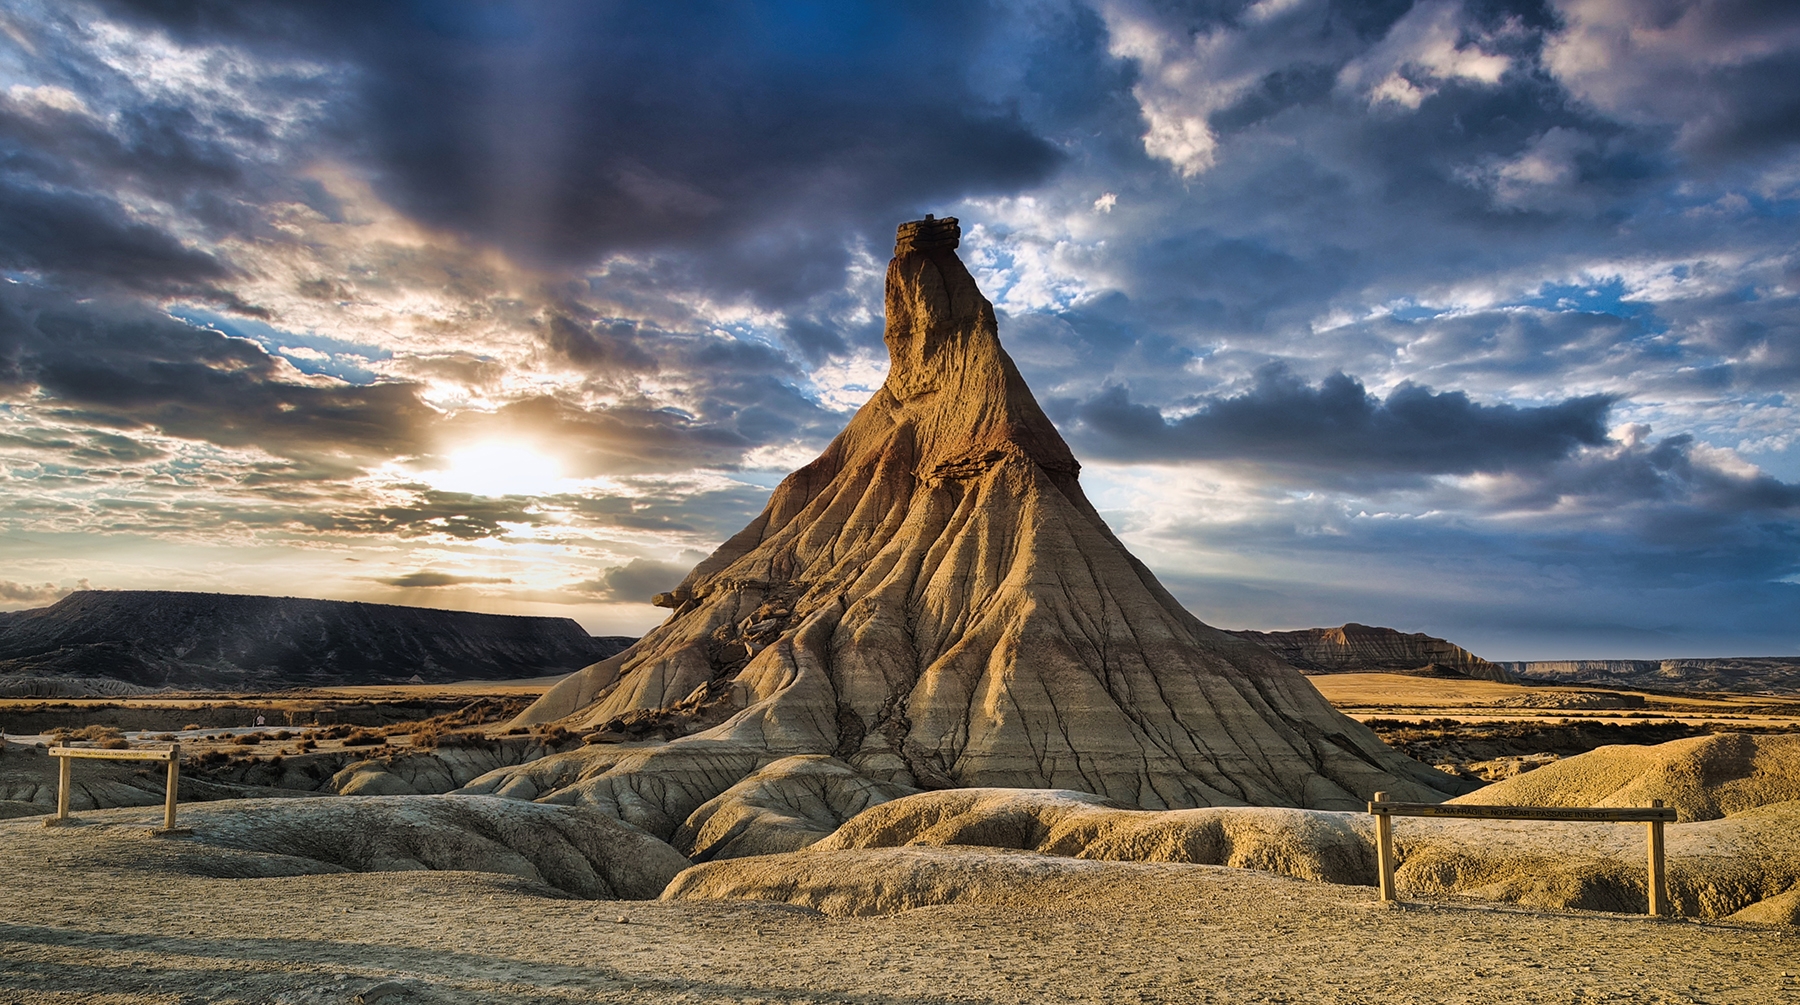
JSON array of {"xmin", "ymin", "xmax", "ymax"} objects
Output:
[{"xmin": 424, "ymin": 442, "xmax": 566, "ymax": 497}]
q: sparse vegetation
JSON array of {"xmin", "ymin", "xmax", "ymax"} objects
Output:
[
  {"xmin": 411, "ymin": 727, "xmax": 496, "ymax": 750},
  {"xmin": 45, "ymin": 725, "xmax": 125, "ymax": 744},
  {"xmin": 341, "ymin": 728, "xmax": 385, "ymax": 746},
  {"xmin": 233, "ymin": 733, "xmax": 264, "ymax": 745},
  {"xmin": 1365, "ymin": 717, "xmax": 1800, "ymax": 777}
]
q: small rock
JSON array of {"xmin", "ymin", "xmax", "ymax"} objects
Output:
[
  {"xmin": 355, "ymin": 981, "xmax": 409, "ymax": 1004},
  {"xmin": 615, "ymin": 915, "xmax": 629, "ymax": 924}
]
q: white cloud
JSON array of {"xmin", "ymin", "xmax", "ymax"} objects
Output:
[{"xmin": 1338, "ymin": 0, "xmax": 1511, "ymax": 110}]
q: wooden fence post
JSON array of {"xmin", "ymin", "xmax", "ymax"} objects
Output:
[
  {"xmin": 162, "ymin": 744, "xmax": 181, "ymax": 832},
  {"xmin": 1647, "ymin": 798, "xmax": 1668, "ymax": 918},
  {"xmin": 55, "ymin": 748, "xmax": 71, "ymax": 822},
  {"xmin": 1373, "ymin": 791, "xmax": 1396, "ymax": 903}
]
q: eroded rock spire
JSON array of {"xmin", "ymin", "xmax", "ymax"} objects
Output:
[{"xmin": 485, "ymin": 217, "xmax": 1469, "ymax": 856}]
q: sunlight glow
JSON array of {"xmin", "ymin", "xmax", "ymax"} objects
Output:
[{"xmin": 424, "ymin": 442, "xmax": 564, "ymax": 497}]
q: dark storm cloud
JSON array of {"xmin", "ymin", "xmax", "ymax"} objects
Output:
[
  {"xmin": 100, "ymin": 0, "xmax": 1068, "ymax": 304},
  {"xmin": 1485, "ymin": 431, "xmax": 1800, "ymax": 517},
  {"xmin": 1056, "ymin": 365, "xmax": 1612, "ymax": 476},
  {"xmin": 0, "ymin": 67, "xmax": 293, "ymax": 311},
  {"xmin": 377, "ymin": 571, "xmax": 513, "ymax": 588},
  {"xmin": 1545, "ymin": 0, "xmax": 1800, "ymax": 163},
  {"xmin": 0, "ymin": 280, "xmax": 836, "ymax": 478},
  {"xmin": 301, "ymin": 490, "xmax": 542, "ymax": 540},
  {"xmin": 0, "ymin": 284, "xmax": 435, "ymax": 464},
  {"xmin": 571, "ymin": 558, "xmax": 688, "ymax": 604}
]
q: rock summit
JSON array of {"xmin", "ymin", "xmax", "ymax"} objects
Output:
[{"xmin": 500, "ymin": 217, "xmax": 1464, "ymax": 831}]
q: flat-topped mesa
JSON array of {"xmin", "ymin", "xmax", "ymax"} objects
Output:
[{"xmin": 492, "ymin": 217, "xmax": 1470, "ymax": 853}]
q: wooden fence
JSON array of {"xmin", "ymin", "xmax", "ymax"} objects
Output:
[
  {"xmin": 1367, "ymin": 791, "xmax": 1678, "ymax": 916},
  {"xmin": 46, "ymin": 744, "xmax": 186, "ymax": 834}
]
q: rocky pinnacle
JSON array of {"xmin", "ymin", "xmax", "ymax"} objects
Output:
[{"xmin": 513, "ymin": 217, "xmax": 1469, "ymax": 811}]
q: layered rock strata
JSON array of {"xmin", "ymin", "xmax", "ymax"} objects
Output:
[
  {"xmin": 1227, "ymin": 623, "xmax": 1511, "ymax": 681},
  {"xmin": 0, "ymin": 591, "xmax": 631, "ymax": 689},
  {"xmin": 489, "ymin": 216, "xmax": 1467, "ymax": 832}
]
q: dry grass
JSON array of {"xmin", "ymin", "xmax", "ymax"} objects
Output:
[{"xmin": 1366, "ymin": 716, "xmax": 1800, "ymax": 778}]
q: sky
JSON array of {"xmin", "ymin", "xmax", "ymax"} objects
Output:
[{"xmin": 1, "ymin": 0, "xmax": 1797, "ymax": 660}]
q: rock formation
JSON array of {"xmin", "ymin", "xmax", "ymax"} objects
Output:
[
  {"xmin": 1226, "ymin": 623, "xmax": 1511, "ymax": 681},
  {"xmin": 1446, "ymin": 732, "xmax": 1800, "ymax": 822},
  {"xmin": 489, "ymin": 215, "xmax": 1467, "ymax": 836},
  {"xmin": 0, "ymin": 591, "xmax": 632, "ymax": 690},
  {"xmin": 1498, "ymin": 657, "xmax": 1800, "ymax": 696}
]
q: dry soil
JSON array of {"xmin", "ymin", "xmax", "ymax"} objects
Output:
[{"xmin": 1, "ymin": 805, "xmax": 1794, "ymax": 1005}]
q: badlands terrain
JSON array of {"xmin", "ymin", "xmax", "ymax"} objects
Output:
[{"xmin": 4, "ymin": 218, "xmax": 1798, "ymax": 1002}]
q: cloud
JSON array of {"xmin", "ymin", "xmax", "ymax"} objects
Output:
[
  {"xmin": 376, "ymin": 571, "xmax": 513, "ymax": 588},
  {"xmin": 0, "ymin": 0, "xmax": 1794, "ymax": 656},
  {"xmin": 0, "ymin": 284, "xmax": 436, "ymax": 466},
  {"xmin": 572, "ymin": 558, "xmax": 689, "ymax": 604},
  {"xmin": 97, "ymin": 0, "xmax": 1067, "ymax": 303},
  {"xmin": 0, "ymin": 579, "xmax": 79, "ymax": 604},
  {"xmin": 304, "ymin": 491, "xmax": 543, "ymax": 541},
  {"xmin": 1545, "ymin": 0, "xmax": 1800, "ymax": 159},
  {"xmin": 1056, "ymin": 365, "xmax": 1613, "ymax": 479}
]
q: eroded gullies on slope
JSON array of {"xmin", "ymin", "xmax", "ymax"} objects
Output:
[{"xmin": 466, "ymin": 217, "xmax": 1469, "ymax": 855}]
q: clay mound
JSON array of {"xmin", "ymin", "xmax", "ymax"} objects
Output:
[
  {"xmin": 815, "ymin": 787, "xmax": 1373, "ymax": 883},
  {"xmin": 493, "ymin": 216, "xmax": 1465, "ymax": 830},
  {"xmin": 6, "ymin": 795, "xmax": 689, "ymax": 899},
  {"xmin": 676, "ymin": 754, "xmax": 918, "ymax": 861},
  {"xmin": 668, "ymin": 788, "xmax": 1800, "ymax": 920},
  {"xmin": 326, "ymin": 743, "xmax": 559, "ymax": 796},
  {"xmin": 1730, "ymin": 886, "xmax": 1800, "ymax": 926},
  {"xmin": 664, "ymin": 845, "xmax": 1190, "ymax": 917},
  {"xmin": 1448, "ymin": 733, "xmax": 1800, "ymax": 821}
]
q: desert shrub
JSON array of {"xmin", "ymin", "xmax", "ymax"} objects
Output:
[
  {"xmin": 273, "ymin": 730, "xmax": 293, "ymax": 740},
  {"xmin": 194, "ymin": 750, "xmax": 229, "ymax": 767},
  {"xmin": 68, "ymin": 725, "xmax": 124, "ymax": 741},
  {"xmin": 296, "ymin": 739, "xmax": 317, "ymax": 751},
  {"xmin": 316, "ymin": 724, "xmax": 356, "ymax": 740},
  {"xmin": 233, "ymin": 733, "xmax": 263, "ymax": 746},
  {"xmin": 530, "ymin": 725, "xmax": 575, "ymax": 748},
  {"xmin": 341, "ymin": 728, "xmax": 384, "ymax": 747},
  {"xmin": 412, "ymin": 727, "xmax": 493, "ymax": 750},
  {"xmin": 182, "ymin": 723, "xmax": 201, "ymax": 731},
  {"xmin": 97, "ymin": 737, "xmax": 131, "ymax": 749}
]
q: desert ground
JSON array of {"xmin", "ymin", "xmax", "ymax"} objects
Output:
[
  {"xmin": 3, "ymin": 806, "xmax": 1795, "ymax": 1005},
  {"xmin": 3, "ymin": 672, "xmax": 1797, "ymax": 1004}
]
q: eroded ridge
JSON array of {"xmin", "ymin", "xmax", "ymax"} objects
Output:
[{"xmin": 486, "ymin": 217, "xmax": 1469, "ymax": 847}]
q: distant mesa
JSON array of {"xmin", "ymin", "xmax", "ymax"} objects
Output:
[
  {"xmin": 1498, "ymin": 657, "xmax": 1800, "ymax": 697},
  {"xmin": 0, "ymin": 591, "xmax": 633, "ymax": 693},
  {"xmin": 1226, "ymin": 623, "xmax": 1513, "ymax": 683},
  {"xmin": 475, "ymin": 215, "xmax": 1469, "ymax": 853}
]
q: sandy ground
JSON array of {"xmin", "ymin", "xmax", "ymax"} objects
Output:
[
  {"xmin": 1309, "ymin": 673, "xmax": 1800, "ymax": 728},
  {"xmin": 2, "ymin": 806, "xmax": 1795, "ymax": 1005}
]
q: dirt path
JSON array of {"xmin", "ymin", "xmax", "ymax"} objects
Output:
[{"xmin": 1, "ymin": 809, "xmax": 1794, "ymax": 1004}]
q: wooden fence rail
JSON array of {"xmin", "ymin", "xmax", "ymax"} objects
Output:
[
  {"xmin": 46, "ymin": 744, "xmax": 186, "ymax": 834},
  {"xmin": 1368, "ymin": 791, "xmax": 1677, "ymax": 916}
]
